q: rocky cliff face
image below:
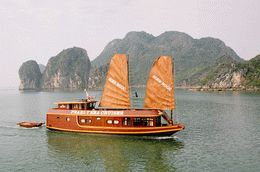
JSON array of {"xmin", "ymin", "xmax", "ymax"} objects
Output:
[
  {"xmin": 88, "ymin": 63, "xmax": 109, "ymax": 89},
  {"xmin": 18, "ymin": 32, "xmax": 258, "ymax": 91},
  {"xmin": 90, "ymin": 31, "xmax": 241, "ymax": 88},
  {"xmin": 18, "ymin": 60, "xmax": 42, "ymax": 90},
  {"xmin": 41, "ymin": 47, "xmax": 91, "ymax": 89},
  {"xmin": 206, "ymin": 65, "xmax": 246, "ymax": 89},
  {"xmin": 19, "ymin": 47, "xmax": 91, "ymax": 90},
  {"xmin": 189, "ymin": 55, "xmax": 260, "ymax": 90}
]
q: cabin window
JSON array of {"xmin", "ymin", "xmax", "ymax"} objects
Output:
[
  {"xmin": 133, "ymin": 118, "xmax": 142, "ymax": 126},
  {"xmin": 87, "ymin": 102, "xmax": 95, "ymax": 109},
  {"xmin": 59, "ymin": 104, "xmax": 66, "ymax": 109},
  {"xmin": 86, "ymin": 103, "xmax": 89, "ymax": 109},
  {"xmin": 86, "ymin": 119, "xmax": 92, "ymax": 124},
  {"xmin": 144, "ymin": 118, "xmax": 154, "ymax": 127},
  {"xmin": 66, "ymin": 117, "xmax": 70, "ymax": 121},
  {"xmin": 123, "ymin": 118, "xmax": 131, "ymax": 126},
  {"xmin": 81, "ymin": 104, "xmax": 85, "ymax": 110},
  {"xmin": 79, "ymin": 118, "xmax": 92, "ymax": 124},
  {"xmin": 156, "ymin": 117, "xmax": 161, "ymax": 126},
  {"xmin": 87, "ymin": 103, "xmax": 92, "ymax": 108},
  {"xmin": 96, "ymin": 117, "xmax": 101, "ymax": 120},
  {"xmin": 73, "ymin": 104, "xmax": 79, "ymax": 109},
  {"xmin": 107, "ymin": 120, "xmax": 113, "ymax": 124},
  {"xmin": 114, "ymin": 120, "xmax": 119, "ymax": 125}
]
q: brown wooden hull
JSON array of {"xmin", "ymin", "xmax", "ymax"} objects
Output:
[
  {"xmin": 46, "ymin": 112, "xmax": 184, "ymax": 136},
  {"xmin": 46, "ymin": 125, "xmax": 183, "ymax": 136}
]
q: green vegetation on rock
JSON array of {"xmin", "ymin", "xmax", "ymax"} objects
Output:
[
  {"xmin": 239, "ymin": 55, "xmax": 260, "ymax": 87},
  {"xmin": 18, "ymin": 60, "xmax": 42, "ymax": 90},
  {"xmin": 19, "ymin": 47, "xmax": 91, "ymax": 90},
  {"xmin": 18, "ymin": 31, "xmax": 259, "ymax": 91},
  {"xmin": 90, "ymin": 31, "xmax": 241, "ymax": 88},
  {"xmin": 191, "ymin": 54, "xmax": 260, "ymax": 90},
  {"xmin": 41, "ymin": 47, "xmax": 91, "ymax": 89}
]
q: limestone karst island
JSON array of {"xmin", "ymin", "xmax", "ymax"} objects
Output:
[{"xmin": 19, "ymin": 31, "xmax": 260, "ymax": 91}]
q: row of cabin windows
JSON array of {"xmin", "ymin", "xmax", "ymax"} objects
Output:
[
  {"xmin": 133, "ymin": 118, "xmax": 154, "ymax": 127},
  {"xmin": 107, "ymin": 120, "xmax": 119, "ymax": 125},
  {"xmin": 58, "ymin": 103, "xmax": 96, "ymax": 110},
  {"xmin": 78, "ymin": 117, "xmax": 161, "ymax": 127},
  {"xmin": 80, "ymin": 118, "xmax": 92, "ymax": 124}
]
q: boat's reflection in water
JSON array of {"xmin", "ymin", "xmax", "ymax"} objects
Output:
[{"xmin": 47, "ymin": 130, "xmax": 184, "ymax": 171}]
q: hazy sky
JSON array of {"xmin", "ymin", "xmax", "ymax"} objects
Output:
[{"xmin": 0, "ymin": 0, "xmax": 259, "ymax": 89}]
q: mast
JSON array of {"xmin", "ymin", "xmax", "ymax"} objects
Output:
[
  {"xmin": 128, "ymin": 54, "xmax": 132, "ymax": 108},
  {"xmin": 171, "ymin": 57, "xmax": 175, "ymax": 120},
  {"xmin": 128, "ymin": 54, "xmax": 139, "ymax": 108}
]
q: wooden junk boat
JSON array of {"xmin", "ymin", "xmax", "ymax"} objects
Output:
[{"xmin": 46, "ymin": 54, "xmax": 184, "ymax": 136}]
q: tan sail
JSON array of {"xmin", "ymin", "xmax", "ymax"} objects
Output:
[
  {"xmin": 144, "ymin": 56, "xmax": 175, "ymax": 110},
  {"xmin": 99, "ymin": 54, "xmax": 130, "ymax": 108}
]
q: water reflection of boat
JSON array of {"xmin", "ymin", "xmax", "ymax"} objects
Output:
[
  {"xmin": 46, "ymin": 54, "xmax": 184, "ymax": 136},
  {"xmin": 47, "ymin": 131, "xmax": 184, "ymax": 171}
]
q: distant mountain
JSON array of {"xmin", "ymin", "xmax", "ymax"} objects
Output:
[
  {"xmin": 245, "ymin": 55, "xmax": 260, "ymax": 87},
  {"xmin": 89, "ymin": 31, "xmax": 242, "ymax": 89},
  {"xmin": 19, "ymin": 31, "xmax": 258, "ymax": 91},
  {"xmin": 41, "ymin": 47, "xmax": 91, "ymax": 89},
  {"xmin": 19, "ymin": 47, "xmax": 91, "ymax": 90},
  {"xmin": 19, "ymin": 60, "xmax": 42, "ymax": 90},
  {"xmin": 190, "ymin": 54, "xmax": 260, "ymax": 91}
]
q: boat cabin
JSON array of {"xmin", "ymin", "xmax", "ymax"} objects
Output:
[
  {"xmin": 55, "ymin": 99, "xmax": 97, "ymax": 110},
  {"xmin": 50, "ymin": 97, "xmax": 173, "ymax": 129},
  {"xmin": 51, "ymin": 100, "xmax": 169, "ymax": 128},
  {"xmin": 77, "ymin": 115, "xmax": 163, "ymax": 128}
]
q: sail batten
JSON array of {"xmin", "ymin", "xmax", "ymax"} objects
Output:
[
  {"xmin": 144, "ymin": 56, "xmax": 175, "ymax": 110},
  {"xmin": 99, "ymin": 54, "xmax": 131, "ymax": 108}
]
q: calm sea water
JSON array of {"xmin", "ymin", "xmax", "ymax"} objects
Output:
[{"xmin": 0, "ymin": 89, "xmax": 259, "ymax": 172}]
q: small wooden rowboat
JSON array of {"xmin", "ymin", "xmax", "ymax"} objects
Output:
[{"xmin": 17, "ymin": 122, "xmax": 44, "ymax": 128}]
